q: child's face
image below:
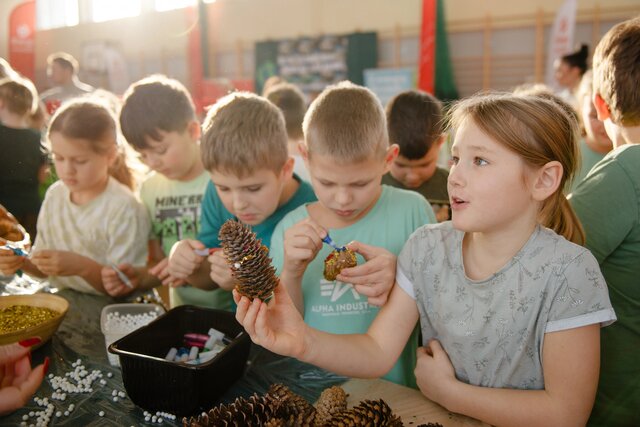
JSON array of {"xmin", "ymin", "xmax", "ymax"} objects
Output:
[
  {"xmin": 581, "ymin": 95, "xmax": 613, "ymax": 153},
  {"xmin": 306, "ymin": 150, "xmax": 393, "ymax": 226},
  {"xmin": 136, "ymin": 123, "xmax": 201, "ymax": 181},
  {"xmin": 50, "ymin": 132, "xmax": 114, "ymax": 200},
  {"xmin": 210, "ymin": 167, "xmax": 290, "ymax": 226},
  {"xmin": 389, "ymin": 138, "xmax": 442, "ymax": 188},
  {"xmin": 448, "ymin": 121, "xmax": 538, "ymax": 234}
]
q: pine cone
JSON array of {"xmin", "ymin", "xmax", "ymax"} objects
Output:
[
  {"xmin": 182, "ymin": 394, "xmax": 275, "ymax": 426},
  {"xmin": 315, "ymin": 386, "xmax": 348, "ymax": 426},
  {"xmin": 416, "ymin": 424, "xmax": 444, "ymax": 427},
  {"xmin": 219, "ymin": 220, "xmax": 278, "ymax": 301},
  {"xmin": 328, "ymin": 399, "xmax": 402, "ymax": 426},
  {"xmin": 323, "ymin": 249, "xmax": 357, "ymax": 281},
  {"xmin": 266, "ymin": 383, "xmax": 317, "ymax": 425}
]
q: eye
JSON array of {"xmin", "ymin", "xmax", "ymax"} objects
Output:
[
  {"xmin": 473, "ymin": 157, "xmax": 488, "ymax": 166},
  {"xmin": 216, "ymin": 186, "xmax": 230, "ymax": 193},
  {"xmin": 318, "ymin": 180, "xmax": 335, "ymax": 187},
  {"xmin": 449, "ymin": 156, "xmax": 459, "ymax": 166},
  {"xmin": 156, "ymin": 148, "xmax": 168, "ymax": 155},
  {"xmin": 351, "ymin": 182, "xmax": 369, "ymax": 188},
  {"xmin": 246, "ymin": 186, "xmax": 262, "ymax": 192}
]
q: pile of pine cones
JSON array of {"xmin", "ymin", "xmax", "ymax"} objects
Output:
[
  {"xmin": 182, "ymin": 384, "xmax": 406, "ymax": 426},
  {"xmin": 219, "ymin": 220, "xmax": 279, "ymax": 301}
]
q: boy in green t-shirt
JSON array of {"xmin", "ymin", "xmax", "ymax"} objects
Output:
[
  {"xmin": 569, "ymin": 18, "xmax": 640, "ymax": 426},
  {"xmin": 100, "ymin": 75, "xmax": 210, "ymax": 305},
  {"xmin": 166, "ymin": 92, "xmax": 315, "ymax": 310},
  {"xmin": 270, "ymin": 82, "xmax": 436, "ymax": 387},
  {"xmin": 381, "ymin": 90, "xmax": 450, "ymax": 221}
]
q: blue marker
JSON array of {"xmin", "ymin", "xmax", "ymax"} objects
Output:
[
  {"xmin": 1, "ymin": 245, "xmax": 28, "ymax": 276},
  {"xmin": 321, "ymin": 234, "xmax": 345, "ymax": 251}
]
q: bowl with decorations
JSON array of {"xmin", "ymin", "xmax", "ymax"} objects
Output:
[{"xmin": 0, "ymin": 293, "xmax": 69, "ymax": 349}]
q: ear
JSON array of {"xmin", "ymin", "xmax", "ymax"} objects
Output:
[
  {"xmin": 106, "ymin": 145, "xmax": 119, "ymax": 168},
  {"xmin": 531, "ymin": 160, "xmax": 563, "ymax": 202},
  {"xmin": 593, "ymin": 93, "xmax": 611, "ymax": 121},
  {"xmin": 280, "ymin": 156, "xmax": 295, "ymax": 180},
  {"xmin": 383, "ymin": 144, "xmax": 400, "ymax": 173},
  {"xmin": 187, "ymin": 119, "xmax": 202, "ymax": 140}
]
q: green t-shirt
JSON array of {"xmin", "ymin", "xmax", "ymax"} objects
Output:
[
  {"xmin": 570, "ymin": 144, "xmax": 640, "ymax": 427},
  {"xmin": 172, "ymin": 175, "xmax": 316, "ymax": 310},
  {"xmin": 271, "ymin": 185, "xmax": 436, "ymax": 387},
  {"xmin": 569, "ymin": 138, "xmax": 606, "ymax": 194},
  {"xmin": 382, "ymin": 168, "xmax": 450, "ymax": 219}
]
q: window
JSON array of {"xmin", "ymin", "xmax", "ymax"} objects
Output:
[
  {"xmin": 36, "ymin": 0, "xmax": 79, "ymax": 30},
  {"xmin": 91, "ymin": 0, "xmax": 141, "ymax": 23},
  {"xmin": 155, "ymin": 0, "xmax": 216, "ymax": 13}
]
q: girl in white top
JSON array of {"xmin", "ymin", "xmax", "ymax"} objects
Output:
[
  {"xmin": 0, "ymin": 99, "xmax": 149, "ymax": 294},
  {"xmin": 233, "ymin": 93, "xmax": 616, "ymax": 426}
]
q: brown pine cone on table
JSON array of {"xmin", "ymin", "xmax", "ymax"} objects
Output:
[
  {"xmin": 328, "ymin": 399, "xmax": 402, "ymax": 426},
  {"xmin": 182, "ymin": 394, "xmax": 274, "ymax": 427},
  {"xmin": 266, "ymin": 383, "xmax": 316, "ymax": 425},
  {"xmin": 315, "ymin": 385, "xmax": 348, "ymax": 426},
  {"xmin": 218, "ymin": 220, "xmax": 279, "ymax": 301}
]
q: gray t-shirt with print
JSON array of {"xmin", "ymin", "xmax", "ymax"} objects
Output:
[{"xmin": 397, "ymin": 222, "xmax": 616, "ymax": 390}]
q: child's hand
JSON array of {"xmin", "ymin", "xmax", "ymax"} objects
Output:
[
  {"xmin": 234, "ymin": 283, "xmax": 307, "ymax": 359},
  {"xmin": 168, "ymin": 240, "xmax": 206, "ymax": 283},
  {"xmin": 282, "ymin": 218, "xmax": 325, "ymax": 279},
  {"xmin": 0, "ymin": 340, "xmax": 48, "ymax": 416},
  {"xmin": 149, "ymin": 258, "xmax": 186, "ymax": 287},
  {"xmin": 208, "ymin": 250, "xmax": 234, "ymax": 291},
  {"xmin": 415, "ymin": 340, "xmax": 458, "ymax": 407},
  {"xmin": 30, "ymin": 250, "xmax": 79, "ymax": 276},
  {"xmin": 101, "ymin": 263, "xmax": 137, "ymax": 297},
  {"xmin": 0, "ymin": 248, "xmax": 26, "ymax": 276},
  {"xmin": 337, "ymin": 242, "xmax": 396, "ymax": 306}
]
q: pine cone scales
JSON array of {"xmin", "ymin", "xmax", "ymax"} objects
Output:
[
  {"xmin": 183, "ymin": 394, "xmax": 274, "ymax": 426},
  {"xmin": 315, "ymin": 385, "xmax": 348, "ymax": 426},
  {"xmin": 328, "ymin": 399, "xmax": 402, "ymax": 427},
  {"xmin": 219, "ymin": 220, "xmax": 278, "ymax": 301}
]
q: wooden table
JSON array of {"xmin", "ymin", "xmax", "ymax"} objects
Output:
[{"xmin": 342, "ymin": 378, "xmax": 489, "ymax": 427}]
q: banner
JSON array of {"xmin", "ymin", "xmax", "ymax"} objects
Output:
[
  {"xmin": 364, "ymin": 68, "xmax": 414, "ymax": 107},
  {"xmin": 417, "ymin": 0, "xmax": 458, "ymax": 101},
  {"xmin": 255, "ymin": 32, "xmax": 377, "ymax": 96},
  {"xmin": 8, "ymin": 0, "xmax": 36, "ymax": 81},
  {"xmin": 545, "ymin": 0, "xmax": 577, "ymax": 89}
]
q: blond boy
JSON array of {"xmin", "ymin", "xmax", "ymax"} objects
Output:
[
  {"xmin": 270, "ymin": 82, "xmax": 437, "ymax": 387},
  {"xmin": 167, "ymin": 92, "xmax": 316, "ymax": 310},
  {"xmin": 569, "ymin": 17, "xmax": 640, "ymax": 426}
]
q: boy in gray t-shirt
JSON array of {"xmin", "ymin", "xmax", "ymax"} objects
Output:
[{"xmin": 397, "ymin": 222, "xmax": 615, "ymax": 390}]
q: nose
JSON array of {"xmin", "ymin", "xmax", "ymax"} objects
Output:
[
  {"xmin": 335, "ymin": 187, "xmax": 352, "ymax": 206},
  {"xmin": 232, "ymin": 193, "xmax": 248, "ymax": 212},
  {"xmin": 447, "ymin": 163, "xmax": 464, "ymax": 188}
]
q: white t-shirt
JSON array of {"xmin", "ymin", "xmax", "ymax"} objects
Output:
[
  {"xmin": 34, "ymin": 177, "xmax": 150, "ymax": 294},
  {"xmin": 397, "ymin": 222, "xmax": 616, "ymax": 390}
]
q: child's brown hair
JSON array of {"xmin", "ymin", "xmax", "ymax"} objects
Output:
[
  {"xmin": 120, "ymin": 74, "xmax": 196, "ymax": 149},
  {"xmin": 592, "ymin": 17, "xmax": 640, "ymax": 126},
  {"xmin": 449, "ymin": 93, "xmax": 585, "ymax": 245},
  {"xmin": 201, "ymin": 92, "xmax": 288, "ymax": 177},
  {"xmin": 264, "ymin": 82, "xmax": 306, "ymax": 141},
  {"xmin": 48, "ymin": 100, "xmax": 135, "ymax": 190},
  {"xmin": 303, "ymin": 81, "xmax": 388, "ymax": 162},
  {"xmin": 386, "ymin": 90, "xmax": 443, "ymax": 160},
  {"xmin": 0, "ymin": 76, "xmax": 37, "ymax": 116}
]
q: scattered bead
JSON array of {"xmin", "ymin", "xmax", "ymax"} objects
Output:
[{"xmin": 99, "ymin": 411, "xmax": 105, "ymax": 417}]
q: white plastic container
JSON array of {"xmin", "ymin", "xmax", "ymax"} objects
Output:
[{"xmin": 100, "ymin": 303, "xmax": 165, "ymax": 366}]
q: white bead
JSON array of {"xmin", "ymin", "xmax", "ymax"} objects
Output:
[
  {"xmin": 56, "ymin": 411, "xmax": 62, "ymax": 417},
  {"xmin": 99, "ymin": 411, "xmax": 105, "ymax": 417}
]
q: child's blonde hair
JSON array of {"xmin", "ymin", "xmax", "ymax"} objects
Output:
[
  {"xmin": 303, "ymin": 81, "xmax": 388, "ymax": 162},
  {"xmin": 0, "ymin": 76, "xmax": 37, "ymax": 116},
  {"xmin": 48, "ymin": 100, "xmax": 135, "ymax": 190},
  {"xmin": 449, "ymin": 93, "xmax": 585, "ymax": 245},
  {"xmin": 592, "ymin": 17, "xmax": 640, "ymax": 126},
  {"xmin": 264, "ymin": 82, "xmax": 306, "ymax": 141},
  {"xmin": 201, "ymin": 92, "xmax": 288, "ymax": 177}
]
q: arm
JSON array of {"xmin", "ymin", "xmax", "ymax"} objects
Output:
[
  {"xmin": 417, "ymin": 325, "xmax": 600, "ymax": 427},
  {"xmin": 235, "ymin": 280, "xmax": 419, "ymax": 378},
  {"xmin": 30, "ymin": 250, "xmax": 106, "ymax": 292}
]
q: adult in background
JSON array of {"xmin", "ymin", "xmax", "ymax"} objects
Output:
[{"xmin": 40, "ymin": 52, "xmax": 93, "ymax": 115}]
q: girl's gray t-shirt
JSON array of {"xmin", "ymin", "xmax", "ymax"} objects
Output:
[{"xmin": 397, "ymin": 222, "xmax": 616, "ymax": 390}]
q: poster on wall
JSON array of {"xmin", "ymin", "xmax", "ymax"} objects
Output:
[
  {"xmin": 8, "ymin": 0, "xmax": 36, "ymax": 81},
  {"xmin": 364, "ymin": 68, "xmax": 414, "ymax": 107},
  {"xmin": 255, "ymin": 32, "xmax": 377, "ymax": 97}
]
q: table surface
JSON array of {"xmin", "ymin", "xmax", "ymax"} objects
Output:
[{"xmin": 0, "ymin": 282, "xmax": 486, "ymax": 426}]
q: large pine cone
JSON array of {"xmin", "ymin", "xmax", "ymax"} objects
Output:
[
  {"xmin": 323, "ymin": 249, "xmax": 357, "ymax": 281},
  {"xmin": 328, "ymin": 399, "xmax": 402, "ymax": 426},
  {"xmin": 182, "ymin": 394, "xmax": 275, "ymax": 427},
  {"xmin": 266, "ymin": 384, "xmax": 317, "ymax": 426},
  {"xmin": 218, "ymin": 220, "xmax": 278, "ymax": 301},
  {"xmin": 315, "ymin": 386, "xmax": 348, "ymax": 426}
]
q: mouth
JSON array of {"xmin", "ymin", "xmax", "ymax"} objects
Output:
[
  {"xmin": 334, "ymin": 209, "xmax": 355, "ymax": 217},
  {"xmin": 450, "ymin": 196, "xmax": 468, "ymax": 209},
  {"xmin": 237, "ymin": 214, "xmax": 257, "ymax": 222}
]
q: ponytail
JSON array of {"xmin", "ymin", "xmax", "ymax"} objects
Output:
[
  {"xmin": 109, "ymin": 146, "xmax": 135, "ymax": 191},
  {"xmin": 539, "ymin": 192, "xmax": 585, "ymax": 245}
]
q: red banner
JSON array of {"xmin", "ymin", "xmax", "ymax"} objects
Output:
[
  {"xmin": 9, "ymin": 1, "xmax": 36, "ymax": 81},
  {"xmin": 418, "ymin": 0, "xmax": 436, "ymax": 94}
]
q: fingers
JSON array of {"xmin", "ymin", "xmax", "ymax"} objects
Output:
[
  {"xmin": 0, "ymin": 343, "xmax": 33, "ymax": 366},
  {"xmin": 427, "ymin": 339, "xmax": 444, "ymax": 356},
  {"xmin": 148, "ymin": 258, "xmax": 168, "ymax": 276}
]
